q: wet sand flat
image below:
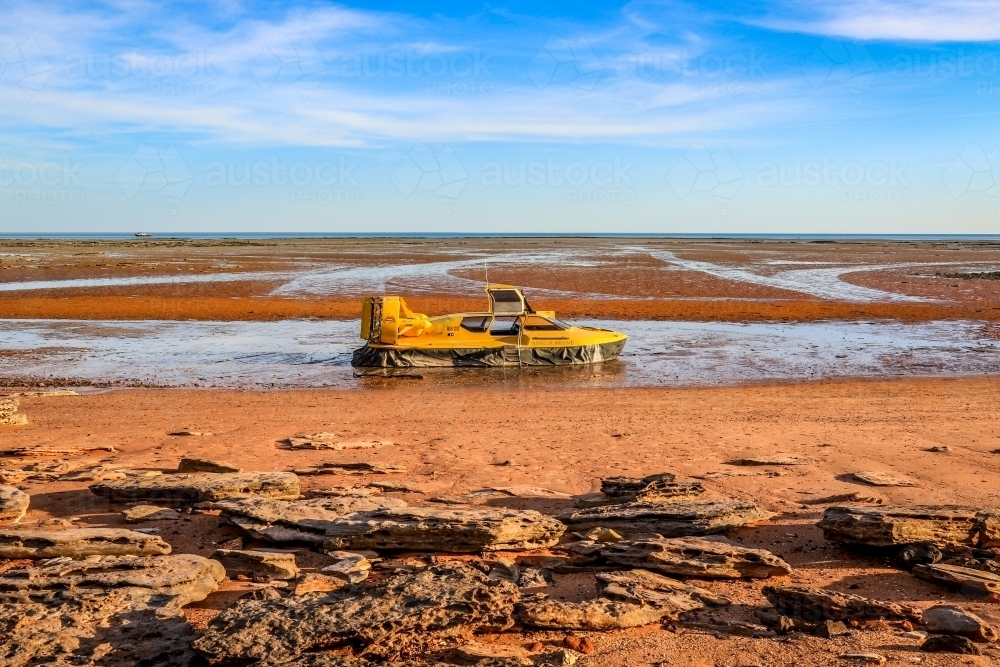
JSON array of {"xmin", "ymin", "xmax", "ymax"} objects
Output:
[{"xmin": 4, "ymin": 377, "xmax": 1000, "ymax": 666}]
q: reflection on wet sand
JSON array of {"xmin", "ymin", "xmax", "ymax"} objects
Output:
[{"xmin": 1, "ymin": 318, "xmax": 997, "ymax": 389}]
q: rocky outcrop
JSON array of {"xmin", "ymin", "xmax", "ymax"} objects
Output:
[
  {"xmin": 762, "ymin": 585, "xmax": 919, "ymax": 622},
  {"xmin": 193, "ymin": 564, "xmax": 519, "ymax": 664},
  {"xmin": 818, "ymin": 505, "xmax": 999, "ymax": 547},
  {"xmin": 0, "ymin": 553, "xmax": 224, "ymax": 605},
  {"xmin": 560, "ymin": 499, "xmax": 774, "ymax": 536},
  {"xmin": 595, "ymin": 572, "xmax": 706, "ymax": 614},
  {"xmin": 177, "ymin": 457, "xmax": 241, "ymax": 473},
  {"xmin": 0, "ymin": 591, "xmax": 201, "ymax": 667},
  {"xmin": 601, "ymin": 535, "xmax": 792, "ymax": 579},
  {"xmin": 599, "ymin": 473, "xmax": 704, "ymax": 503},
  {"xmin": 320, "ymin": 506, "xmax": 566, "ymax": 552},
  {"xmin": 91, "ymin": 471, "xmax": 300, "ymax": 504},
  {"xmin": 213, "ymin": 548, "xmax": 300, "ymax": 580},
  {"xmin": 0, "ymin": 485, "xmax": 29, "ymax": 523},
  {"xmin": 596, "ymin": 569, "xmax": 732, "ymax": 607},
  {"xmin": 921, "ymin": 634, "xmax": 982, "ymax": 655},
  {"xmin": 912, "ymin": 563, "xmax": 1000, "ymax": 601},
  {"xmin": 601, "ymin": 473, "xmax": 676, "ymax": 500},
  {"xmin": 921, "ymin": 605, "xmax": 998, "ymax": 643},
  {"xmin": 216, "ymin": 496, "xmax": 565, "ymax": 552},
  {"xmin": 517, "ymin": 598, "xmax": 672, "ymax": 630},
  {"xmin": 0, "ymin": 528, "xmax": 171, "ymax": 558},
  {"xmin": 0, "ymin": 553, "xmax": 225, "ymax": 667}
]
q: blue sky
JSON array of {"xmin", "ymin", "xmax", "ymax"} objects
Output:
[{"xmin": 1, "ymin": 0, "xmax": 998, "ymax": 233}]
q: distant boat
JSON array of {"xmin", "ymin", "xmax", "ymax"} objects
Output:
[{"xmin": 135, "ymin": 231, "xmax": 152, "ymax": 237}]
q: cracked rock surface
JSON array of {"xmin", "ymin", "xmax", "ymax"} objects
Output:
[
  {"xmin": 0, "ymin": 527, "xmax": 172, "ymax": 558},
  {"xmin": 0, "ymin": 553, "xmax": 224, "ymax": 667},
  {"xmin": 216, "ymin": 497, "xmax": 565, "ymax": 552},
  {"xmin": 194, "ymin": 563, "xmax": 520, "ymax": 664},
  {"xmin": 818, "ymin": 505, "xmax": 1000, "ymax": 547},
  {"xmin": 91, "ymin": 471, "xmax": 301, "ymax": 504},
  {"xmin": 601, "ymin": 536, "xmax": 792, "ymax": 579},
  {"xmin": 560, "ymin": 499, "xmax": 775, "ymax": 536}
]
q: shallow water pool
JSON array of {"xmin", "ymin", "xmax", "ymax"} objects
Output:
[{"xmin": 0, "ymin": 319, "xmax": 997, "ymax": 389}]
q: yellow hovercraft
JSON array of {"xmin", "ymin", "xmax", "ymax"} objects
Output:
[{"xmin": 351, "ymin": 284, "xmax": 627, "ymax": 367}]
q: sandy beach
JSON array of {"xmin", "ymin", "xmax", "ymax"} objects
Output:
[{"xmin": 3, "ymin": 378, "xmax": 999, "ymax": 665}]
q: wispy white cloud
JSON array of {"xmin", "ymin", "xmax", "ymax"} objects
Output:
[
  {"xmin": 0, "ymin": 1, "xmax": 814, "ymax": 148},
  {"xmin": 755, "ymin": 0, "xmax": 1000, "ymax": 42}
]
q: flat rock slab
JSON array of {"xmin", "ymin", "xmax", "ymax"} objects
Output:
[
  {"xmin": 178, "ymin": 457, "xmax": 241, "ymax": 473},
  {"xmin": 91, "ymin": 471, "xmax": 300, "ymax": 504},
  {"xmin": 850, "ymin": 471, "xmax": 918, "ymax": 487},
  {"xmin": 601, "ymin": 536, "xmax": 792, "ymax": 579},
  {"xmin": 596, "ymin": 578, "xmax": 705, "ymax": 616},
  {"xmin": 489, "ymin": 486, "xmax": 573, "ymax": 499},
  {"xmin": 694, "ymin": 470, "xmax": 787, "ymax": 479},
  {"xmin": 560, "ymin": 499, "xmax": 775, "ymax": 536},
  {"xmin": 449, "ymin": 642, "xmax": 533, "ymax": 666},
  {"xmin": 596, "ymin": 569, "xmax": 731, "ymax": 607},
  {"xmin": 801, "ymin": 492, "xmax": 885, "ymax": 506},
  {"xmin": 281, "ymin": 433, "xmax": 392, "ymax": 450},
  {"xmin": 124, "ymin": 504, "xmax": 181, "ymax": 522},
  {"xmin": 0, "ymin": 485, "xmax": 29, "ymax": 523},
  {"xmin": 294, "ymin": 462, "xmax": 406, "ymax": 476},
  {"xmin": 727, "ymin": 456, "xmax": 816, "ymax": 466},
  {"xmin": 321, "ymin": 506, "xmax": 566, "ymax": 552},
  {"xmin": 193, "ymin": 564, "xmax": 518, "ymax": 664},
  {"xmin": 762, "ymin": 585, "xmax": 919, "ymax": 622},
  {"xmin": 922, "ymin": 604, "xmax": 998, "ymax": 643},
  {"xmin": 818, "ymin": 505, "xmax": 1000, "ymax": 547},
  {"xmin": 517, "ymin": 598, "xmax": 670, "ymax": 630},
  {"xmin": 4, "ymin": 444, "xmax": 116, "ymax": 457},
  {"xmin": 0, "ymin": 528, "xmax": 171, "ymax": 558},
  {"xmin": 215, "ymin": 496, "xmax": 409, "ymax": 544},
  {"xmin": 0, "ymin": 553, "xmax": 224, "ymax": 605},
  {"xmin": 214, "ymin": 548, "xmax": 300, "ymax": 580},
  {"xmin": 912, "ymin": 563, "xmax": 1000, "ymax": 602},
  {"xmin": 217, "ymin": 497, "xmax": 565, "ymax": 552}
]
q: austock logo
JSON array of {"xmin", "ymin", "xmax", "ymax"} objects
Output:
[
  {"xmin": 116, "ymin": 145, "xmax": 193, "ymax": 207},
  {"xmin": 391, "ymin": 145, "xmax": 468, "ymax": 209},
  {"xmin": 668, "ymin": 145, "xmax": 744, "ymax": 211},
  {"xmin": 943, "ymin": 144, "xmax": 999, "ymax": 202}
]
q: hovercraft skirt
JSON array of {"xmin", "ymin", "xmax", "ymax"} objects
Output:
[{"xmin": 351, "ymin": 339, "xmax": 626, "ymax": 368}]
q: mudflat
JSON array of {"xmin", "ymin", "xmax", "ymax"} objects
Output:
[
  {"xmin": 3, "ymin": 378, "xmax": 999, "ymax": 665},
  {"xmin": 3, "ymin": 237, "xmax": 1000, "ymax": 321}
]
